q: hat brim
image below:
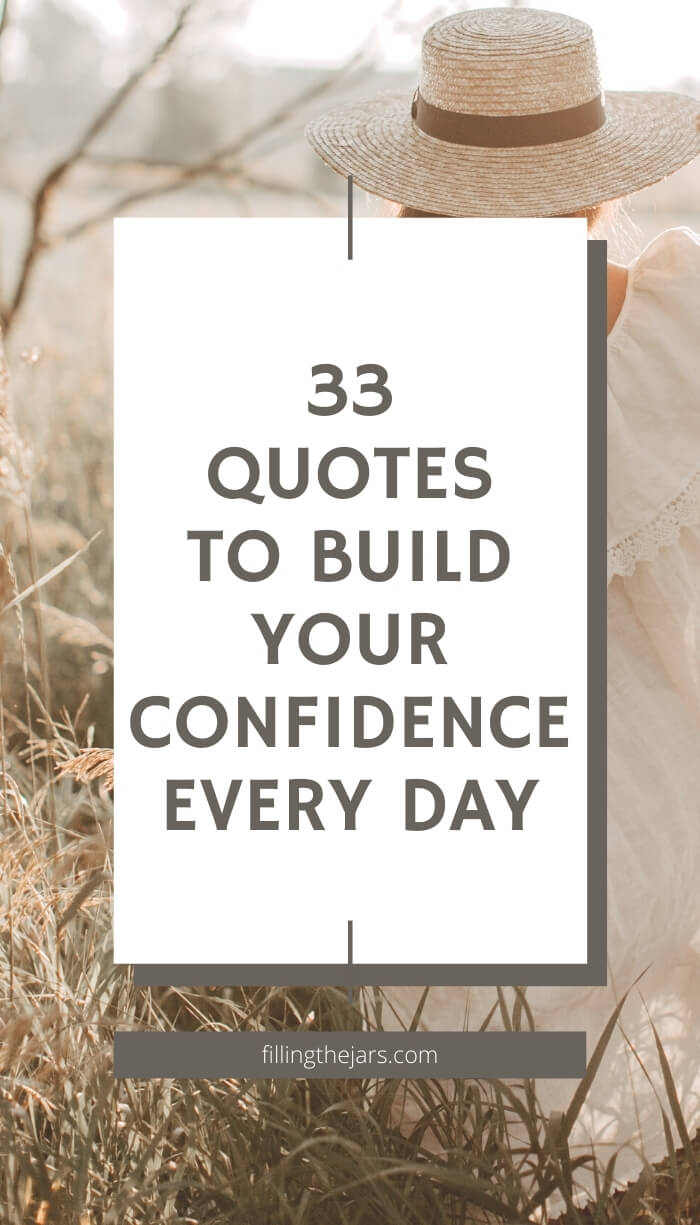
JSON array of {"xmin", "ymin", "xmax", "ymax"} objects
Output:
[{"xmin": 306, "ymin": 89, "xmax": 700, "ymax": 216}]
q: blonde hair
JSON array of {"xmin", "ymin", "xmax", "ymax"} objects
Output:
[{"xmin": 394, "ymin": 200, "xmax": 613, "ymax": 232}]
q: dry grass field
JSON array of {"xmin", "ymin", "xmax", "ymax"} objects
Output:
[
  {"xmin": 2, "ymin": 330, "xmax": 699, "ymax": 1224},
  {"xmin": 1, "ymin": 4, "xmax": 699, "ymax": 1219}
]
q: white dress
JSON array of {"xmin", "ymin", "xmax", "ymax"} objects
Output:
[{"xmin": 383, "ymin": 227, "xmax": 700, "ymax": 1196}]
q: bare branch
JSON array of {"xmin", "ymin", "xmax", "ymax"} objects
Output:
[
  {"xmin": 1, "ymin": 0, "xmax": 400, "ymax": 328},
  {"xmin": 1, "ymin": 2, "xmax": 194, "ymax": 330},
  {"xmin": 239, "ymin": 172, "xmax": 342, "ymax": 214},
  {"xmin": 78, "ymin": 4, "xmax": 193, "ymax": 153},
  {"xmin": 209, "ymin": 46, "xmax": 372, "ymax": 167},
  {"xmin": 82, "ymin": 152, "xmax": 189, "ymax": 171},
  {"xmin": 50, "ymin": 164, "xmax": 223, "ymax": 245},
  {"xmin": 51, "ymin": 169, "xmax": 340, "ymax": 246}
]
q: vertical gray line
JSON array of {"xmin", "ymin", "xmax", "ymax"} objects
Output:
[
  {"xmin": 347, "ymin": 176, "xmax": 353, "ymax": 260},
  {"xmin": 347, "ymin": 919, "xmax": 353, "ymax": 1004},
  {"xmin": 586, "ymin": 239, "xmax": 607, "ymax": 986}
]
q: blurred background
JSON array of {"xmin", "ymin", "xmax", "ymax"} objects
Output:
[{"xmin": 1, "ymin": 0, "xmax": 698, "ymax": 743}]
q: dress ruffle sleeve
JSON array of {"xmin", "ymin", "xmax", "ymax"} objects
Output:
[
  {"xmin": 607, "ymin": 227, "xmax": 700, "ymax": 582},
  {"xmin": 383, "ymin": 228, "xmax": 700, "ymax": 1204}
]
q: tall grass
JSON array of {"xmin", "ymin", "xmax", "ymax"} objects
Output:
[{"xmin": 1, "ymin": 338, "xmax": 698, "ymax": 1225}]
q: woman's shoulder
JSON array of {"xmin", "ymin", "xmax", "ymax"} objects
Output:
[
  {"xmin": 630, "ymin": 224, "xmax": 700, "ymax": 272},
  {"xmin": 621, "ymin": 225, "xmax": 698, "ymax": 319},
  {"xmin": 608, "ymin": 226, "xmax": 699, "ymax": 355},
  {"xmin": 607, "ymin": 226, "xmax": 700, "ymax": 582}
]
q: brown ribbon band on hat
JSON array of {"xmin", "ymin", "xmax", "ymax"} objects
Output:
[{"xmin": 411, "ymin": 89, "xmax": 605, "ymax": 147}]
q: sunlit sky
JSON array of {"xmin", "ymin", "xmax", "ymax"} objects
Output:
[{"xmin": 55, "ymin": 0, "xmax": 700, "ymax": 88}]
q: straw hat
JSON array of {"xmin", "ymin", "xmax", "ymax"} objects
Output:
[{"xmin": 305, "ymin": 8, "xmax": 700, "ymax": 217}]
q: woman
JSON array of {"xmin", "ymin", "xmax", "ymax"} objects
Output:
[{"xmin": 306, "ymin": 7, "xmax": 700, "ymax": 1197}]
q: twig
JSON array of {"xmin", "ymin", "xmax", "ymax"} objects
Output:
[
  {"xmin": 53, "ymin": 169, "xmax": 340, "ymax": 245},
  {"xmin": 2, "ymin": 1, "xmax": 400, "ymax": 317},
  {"xmin": 44, "ymin": 57, "xmax": 372, "ymax": 247},
  {"xmin": 0, "ymin": 532, "xmax": 101, "ymax": 618},
  {"xmin": 1, "ymin": 2, "xmax": 194, "ymax": 329}
]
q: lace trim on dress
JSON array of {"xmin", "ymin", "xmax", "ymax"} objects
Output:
[{"xmin": 607, "ymin": 470, "xmax": 700, "ymax": 583}]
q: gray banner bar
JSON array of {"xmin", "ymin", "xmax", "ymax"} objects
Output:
[
  {"xmin": 132, "ymin": 962, "xmax": 596, "ymax": 987},
  {"xmin": 114, "ymin": 1030, "xmax": 586, "ymax": 1080},
  {"xmin": 586, "ymin": 237, "xmax": 608, "ymax": 987}
]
